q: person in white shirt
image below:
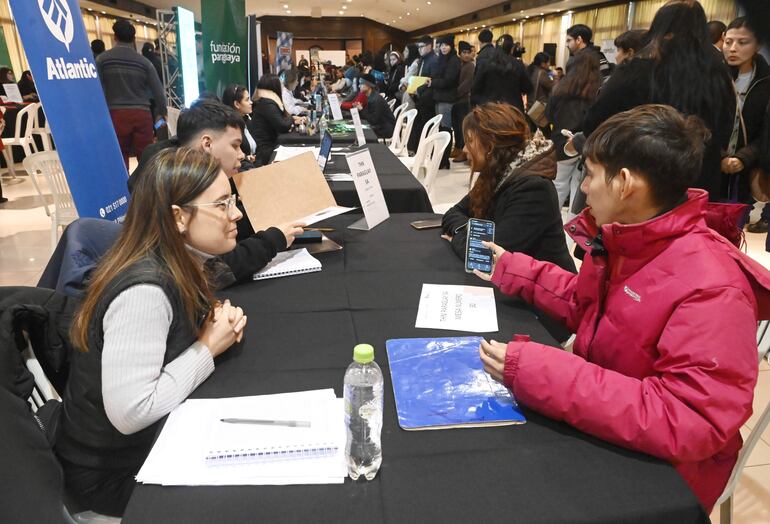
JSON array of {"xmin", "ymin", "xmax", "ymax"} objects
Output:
[{"xmin": 279, "ymin": 69, "xmax": 309, "ymax": 116}]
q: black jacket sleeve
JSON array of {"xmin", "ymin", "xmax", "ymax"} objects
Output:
[
  {"xmin": 441, "ymin": 195, "xmax": 472, "ymax": 258},
  {"xmin": 581, "ymin": 63, "xmax": 640, "ymax": 137},
  {"xmin": 516, "ymin": 61, "xmax": 533, "ymax": 95},
  {"xmin": 360, "ymin": 95, "xmax": 384, "ymax": 125},
  {"xmin": 217, "ymin": 227, "xmax": 287, "ymax": 283},
  {"xmin": 266, "ymin": 103, "xmax": 294, "ymax": 134},
  {"xmin": 490, "ymin": 178, "xmax": 564, "ymax": 256}
]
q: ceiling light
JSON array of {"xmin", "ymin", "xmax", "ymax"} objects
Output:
[
  {"xmin": 416, "ymin": 7, "xmax": 420, "ymax": 11},
  {"xmin": 342, "ymin": 5, "xmax": 347, "ymax": 9},
  {"xmin": 338, "ymin": 10, "xmax": 344, "ymax": 14},
  {"xmin": 474, "ymin": 26, "xmax": 477, "ymax": 29},
  {"xmin": 427, "ymin": 1, "xmax": 431, "ymax": 4},
  {"xmin": 283, "ymin": 3, "xmax": 288, "ymax": 7},
  {"xmin": 101, "ymin": 11, "xmax": 106, "ymax": 14},
  {"xmin": 406, "ymin": 12, "xmax": 411, "ymax": 16},
  {"xmin": 286, "ymin": 10, "xmax": 291, "ymax": 13},
  {"xmin": 525, "ymin": 16, "xmax": 529, "ymax": 19},
  {"xmin": 540, "ymin": 13, "xmax": 544, "ymax": 16},
  {"xmin": 87, "ymin": 8, "xmax": 93, "ymax": 11},
  {"xmin": 481, "ymin": 24, "xmax": 485, "ymax": 28},
  {"xmin": 512, "ymin": 18, "xmax": 516, "ymax": 21},
  {"xmin": 399, "ymin": 16, "xmax": 402, "ymax": 19}
]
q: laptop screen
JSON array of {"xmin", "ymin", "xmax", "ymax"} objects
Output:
[{"xmin": 317, "ymin": 131, "xmax": 333, "ymax": 173}]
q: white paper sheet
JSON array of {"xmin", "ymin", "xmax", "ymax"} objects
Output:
[
  {"xmin": 272, "ymin": 146, "xmax": 319, "ymax": 163},
  {"xmin": 296, "ymin": 205, "xmax": 356, "ymax": 225},
  {"xmin": 136, "ymin": 390, "xmax": 347, "ymax": 486},
  {"xmin": 415, "ymin": 284, "xmax": 499, "ymax": 333},
  {"xmin": 325, "ymin": 173, "xmax": 354, "ymax": 182}
]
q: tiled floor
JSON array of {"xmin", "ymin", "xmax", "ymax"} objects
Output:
[{"xmin": 2, "ymin": 158, "xmax": 769, "ymax": 522}]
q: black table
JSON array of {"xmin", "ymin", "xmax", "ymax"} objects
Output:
[
  {"xmin": 277, "ymin": 126, "xmax": 379, "ymax": 146},
  {"xmin": 123, "ymin": 213, "xmax": 706, "ymax": 524}
]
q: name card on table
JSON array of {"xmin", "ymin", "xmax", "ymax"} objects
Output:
[
  {"xmin": 346, "ymin": 148, "xmax": 389, "ymax": 230},
  {"xmin": 327, "ymin": 93, "xmax": 344, "ymax": 121},
  {"xmin": 349, "ymin": 107, "xmax": 367, "ymax": 147},
  {"xmin": 2, "ymin": 84, "xmax": 22, "ymax": 103}
]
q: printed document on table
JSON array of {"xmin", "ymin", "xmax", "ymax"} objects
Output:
[
  {"xmin": 415, "ymin": 284, "xmax": 499, "ymax": 333},
  {"xmin": 273, "ymin": 146, "xmax": 319, "ymax": 162},
  {"xmin": 296, "ymin": 205, "xmax": 356, "ymax": 225}
]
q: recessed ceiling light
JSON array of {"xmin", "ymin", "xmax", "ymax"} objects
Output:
[
  {"xmin": 427, "ymin": 1, "xmax": 431, "ymax": 4},
  {"xmin": 416, "ymin": 7, "xmax": 420, "ymax": 11},
  {"xmin": 399, "ymin": 16, "xmax": 402, "ymax": 19},
  {"xmin": 283, "ymin": 3, "xmax": 288, "ymax": 7},
  {"xmin": 87, "ymin": 8, "xmax": 93, "ymax": 11},
  {"xmin": 342, "ymin": 5, "xmax": 347, "ymax": 9},
  {"xmin": 338, "ymin": 10, "xmax": 344, "ymax": 14},
  {"xmin": 540, "ymin": 13, "xmax": 544, "ymax": 16},
  {"xmin": 512, "ymin": 18, "xmax": 516, "ymax": 21},
  {"xmin": 525, "ymin": 16, "xmax": 529, "ymax": 19},
  {"xmin": 481, "ymin": 24, "xmax": 485, "ymax": 28},
  {"xmin": 286, "ymin": 10, "xmax": 291, "ymax": 13},
  {"xmin": 474, "ymin": 26, "xmax": 477, "ymax": 29},
  {"xmin": 406, "ymin": 12, "xmax": 410, "ymax": 16},
  {"xmin": 101, "ymin": 11, "xmax": 106, "ymax": 14}
]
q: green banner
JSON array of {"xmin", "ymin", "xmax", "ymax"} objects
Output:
[
  {"xmin": 0, "ymin": 27, "xmax": 14, "ymax": 72},
  {"xmin": 201, "ymin": 0, "xmax": 247, "ymax": 97}
]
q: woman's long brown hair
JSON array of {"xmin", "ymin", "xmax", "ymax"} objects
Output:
[
  {"xmin": 462, "ymin": 103, "xmax": 530, "ymax": 218},
  {"xmin": 70, "ymin": 148, "xmax": 222, "ymax": 352},
  {"xmin": 552, "ymin": 50, "xmax": 601, "ymax": 101}
]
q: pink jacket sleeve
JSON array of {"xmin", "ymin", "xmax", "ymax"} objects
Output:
[
  {"xmin": 504, "ymin": 286, "xmax": 759, "ymax": 463},
  {"xmin": 491, "ymin": 251, "xmax": 582, "ymax": 333}
]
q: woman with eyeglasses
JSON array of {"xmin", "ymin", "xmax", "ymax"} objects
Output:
[
  {"xmin": 56, "ymin": 148, "xmax": 248, "ymax": 517},
  {"xmin": 222, "ymin": 83, "xmax": 259, "ymax": 168}
]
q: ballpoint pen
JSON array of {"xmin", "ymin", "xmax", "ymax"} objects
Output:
[{"xmin": 220, "ymin": 418, "xmax": 311, "ymax": 428}]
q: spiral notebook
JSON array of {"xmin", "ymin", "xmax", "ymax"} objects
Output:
[
  {"xmin": 204, "ymin": 391, "xmax": 342, "ymax": 466},
  {"xmin": 253, "ymin": 248, "xmax": 322, "ymax": 280}
]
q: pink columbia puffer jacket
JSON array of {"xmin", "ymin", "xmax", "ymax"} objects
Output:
[{"xmin": 491, "ymin": 189, "xmax": 770, "ymax": 511}]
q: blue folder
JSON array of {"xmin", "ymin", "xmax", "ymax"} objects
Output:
[{"xmin": 386, "ymin": 337, "xmax": 526, "ymax": 430}]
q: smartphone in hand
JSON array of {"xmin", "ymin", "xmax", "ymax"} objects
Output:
[{"xmin": 465, "ymin": 218, "xmax": 495, "ymax": 274}]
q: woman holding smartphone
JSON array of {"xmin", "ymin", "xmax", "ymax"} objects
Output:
[
  {"xmin": 56, "ymin": 148, "xmax": 248, "ymax": 517},
  {"xmin": 440, "ymin": 103, "xmax": 575, "ymax": 272},
  {"xmin": 475, "ymin": 105, "xmax": 770, "ymax": 512}
]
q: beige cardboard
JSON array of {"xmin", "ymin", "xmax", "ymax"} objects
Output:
[{"xmin": 232, "ymin": 152, "xmax": 338, "ymax": 232}]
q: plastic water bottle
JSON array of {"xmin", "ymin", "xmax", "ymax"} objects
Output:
[
  {"xmin": 318, "ymin": 114, "xmax": 328, "ymax": 143},
  {"xmin": 344, "ymin": 344, "xmax": 384, "ymax": 481}
]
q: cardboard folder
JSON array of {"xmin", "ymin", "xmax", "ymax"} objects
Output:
[{"xmin": 232, "ymin": 152, "xmax": 338, "ymax": 232}]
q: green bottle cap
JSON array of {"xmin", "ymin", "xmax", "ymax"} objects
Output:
[{"xmin": 353, "ymin": 344, "xmax": 374, "ymax": 364}]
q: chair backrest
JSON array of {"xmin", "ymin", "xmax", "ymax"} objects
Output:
[
  {"xmin": 167, "ymin": 106, "xmax": 181, "ymax": 136},
  {"xmin": 419, "ymin": 114, "xmax": 443, "ymax": 146},
  {"xmin": 14, "ymin": 102, "xmax": 38, "ymax": 142},
  {"xmin": 389, "ymin": 108, "xmax": 417, "ymax": 156},
  {"xmin": 22, "ymin": 151, "xmax": 75, "ymax": 215},
  {"xmin": 715, "ymin": 322, "xmax": 770, "ymax": 511},
  {"xmin": 387, "ymin": 98, "xmax": 397, "ymax": 111},
  {"xmin": 407, "ymin": 114, "xmax": 444, "ymax": 177},
  {"xmin": 419, "ymin": 131, "xmax": 452, "ymax": 195},
  {"xmin": 392, "ymin": 102, "xmax": 407, "ymax": 122}
]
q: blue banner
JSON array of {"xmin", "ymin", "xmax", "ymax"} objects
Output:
[
  {"xmin": 10, "ymin": 0, "xmax": 129, "ymax": 221},
  {"xmin": 275, "ymin": 31, "xmax": 293, "ymax": 73}
]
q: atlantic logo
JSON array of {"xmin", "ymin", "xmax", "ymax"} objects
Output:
[{"xmin": 38, "ymin": 0, "xmax": 74, "ymax": 52}]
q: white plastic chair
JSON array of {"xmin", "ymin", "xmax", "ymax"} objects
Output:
[
  {"xmin": 388, "ymin": 108, "xmax": 417, "ymax": 157},
  {"xmin": 166, "ymin": 106, "xmax": 181, "ymax": 137},
  {"xmin": 2, "ymin": 102, "xmax": 38, "ymax": 181},
  {"xmin": 715, "ymin": 320, "xmax": 770, "ymax": 524},
  {"xmin": 22, "ymin": 151, "xmax": 78, "ymax": 249},
  {"xmin": 412, "ymin": 131, "xmax": 451, "ymax": 200},
  {"xmin": 31, "ymin": 104, "xmax": 53, "ymax": 153},
  {"xmin": 390, "ymin": 103, "xmax": 408, "ymax": 137},
  {"xmin": 400, "ymin": 114, "xmax": 443, "ymax": 166},
  {"xmin": 387, "ymin": 98, "xmax": 397, "ymax": 111}
]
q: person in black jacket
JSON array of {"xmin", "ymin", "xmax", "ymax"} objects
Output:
[
  {"xmin": 569, "ymin": 0, "xmax": 735, "ymax": 203},
  {"xmin": 427, "ymin": 35, "xmax": 461, "ymax": 169},
  {"xmin": 385, "ymin": 51, "xmax": 405, "ymax": 100},
  {"xmin": 409, "ymin": 35, "xmax": 441, "ymax": 153},
  {"xmin": 451, "ymin": 41, "xmax": 475, "ymax": 162},
  {"xmin": 251, "ymin": 74, "xmax": 306, "ymax": 166},
  {"xmin": 441, "ymin": 103, "xmax": 575, "ymax": 273},
  {"xmin": 221, "ymin": 84, "xmax": 259, "ymax": 169},
  {"xmin": 356, "ymin": 73, "xmax": 396, "ymax": 139},
  {"xmin": 129, "ymin": 99, "xmax": 304, "ymax": 284},
  {"xmin": 474, "ymin": 29, "xmax": 495, "ymax": 77},
  {"xmin": 720, "ymin": 18, "xmax": 770, "ymax": 223},
  {"xmin": 470, "ymin": 34, "xmax": 532, "ymax": 112}
]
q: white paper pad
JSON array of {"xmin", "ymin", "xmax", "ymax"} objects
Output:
[
  {"xmin": 415, "ymin": 284, "xmax": 499, "ymax": 333},
  {"xmin": 136, "ymin": 389, "xmax": 346, "ymax": 486},
  {"xmin": 253, "ymin": 248, "xmax": 322, "ymax": 280},
  {"xmin": 273, "ymin": 146, "xmax": 319, "ymax": 163},
  {"xmin": 325, "ymin": 173, "xmax": 354, "ymax": 182}
]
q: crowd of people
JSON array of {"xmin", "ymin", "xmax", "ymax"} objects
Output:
[{"xmin": 16, "ymin": 1, "xmax": 770, "ymax": 519}]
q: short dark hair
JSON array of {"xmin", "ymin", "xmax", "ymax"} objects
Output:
[
  {"xmin": 567, "ymin": 24, "xmax": 593, "ymax": 44},
  {"xmin": 478, "ymin": 29, "xmax": 493, "ymax": 44},
  {"xmin": 221, "ymin": 84, "xmax": 249, "ymax": 109},
  {"xmin": 584, "ymin": 104, "xmax": 711, "ymax": 208},
  {"xmin": 280, "ymin": 68, "xmax": 298, "ymax": 86},
  {"xmin": 113, "ymin": 19, "xmax": 136, "ymax": 43},
  {"xmin": 256, "ymin": 74, "xmax": 283, "ymax": 101},
  {"xmin": 707, "ymin": 20, "xmax": 727, "ymax": 44},
  {"xmin": 726, "ymin": 17, "xmax": 763, "ymax": 45},
  {"xmin": 614, "ymin": 30, "xmax": 646, "ymax": 52},
  {"xmin": 177, "ymin": 100, "xmax": 245, "ymax": 145},
  {"xmin": 91, "ymin": 39, "xmax": 105, "ymax": 54}
]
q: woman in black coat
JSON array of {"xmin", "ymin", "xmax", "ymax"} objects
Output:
[
  {"xmin": 441, "ymin": 103, "xmax": 575, "ymax": 273},
  {"xmin": 721, "ymin": 17, "xmax": 770, "ymax": 206},
  {"xmin": 249, "ymin": 74, "xmax": 305, "ymax": 166},
  {"xmin": 470, "ymin": 35, "xmax": 532, "ymax": 112},
  {"xmin": 385, "ymin": 51, "xmax": 405, "ymax": 100}
]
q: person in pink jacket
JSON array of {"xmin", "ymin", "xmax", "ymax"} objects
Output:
[{"xmin": 475, "ymin": 104, "xmax": 770, "ymax": 512}]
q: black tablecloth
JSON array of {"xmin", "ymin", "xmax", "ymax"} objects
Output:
[
  {"xmin": 123, "ymin": 214, "xmax": 707, "ymax": 524},
  {"xmin": 277, "ymin": 126, "xmax": 379, "ymax": 145}
]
